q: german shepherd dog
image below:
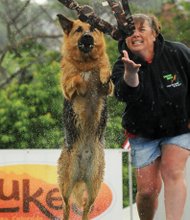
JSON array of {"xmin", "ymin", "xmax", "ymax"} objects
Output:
[{"xmin": 57, "ymin": 14, "xmax": 112, "ymax": 220}]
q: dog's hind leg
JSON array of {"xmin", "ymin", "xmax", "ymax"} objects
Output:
[
  {"xmin": 82, "ymin": 181, "xmax": 101, "ymax": 220},
  {"xmin": 60, "ymin": 181, "xmax": 76, "ymax": 220},
  {"xmin": 63, "ymin": 196, "xmax": 70, "ymax": 220}
]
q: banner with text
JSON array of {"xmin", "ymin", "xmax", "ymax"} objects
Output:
[{"xmin": 0, "ymin": 149, "xmax": 123, "ymax": 220}]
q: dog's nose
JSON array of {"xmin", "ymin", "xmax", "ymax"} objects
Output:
[{"xmin": 78, "ymin": 33, "xmax": 94, "ymax": 53}]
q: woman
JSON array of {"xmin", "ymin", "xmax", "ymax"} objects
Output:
[{"xmin": 111, "ymin": 14, "xmax": 190, "ymax": 220}]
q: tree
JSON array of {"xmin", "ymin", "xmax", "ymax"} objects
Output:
[
  {"xmin": 0, "ymin": 44, "xmax": 64, "ymax": 149},
  {"xmin": 160, "ymin": 1, "xmax": 190, "ymax": 46},
  {"xmin": 0, "ymin": 0, "xmax": 62, "ymax": 88}
]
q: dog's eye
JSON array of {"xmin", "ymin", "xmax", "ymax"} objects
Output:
[{"xmin": 75, "ymin": 26, "xmax": 83, "ymax": 33}]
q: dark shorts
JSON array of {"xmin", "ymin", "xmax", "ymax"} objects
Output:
[{"xmin": 129, "ymin": 133, "xmax": 190, "ymax": 168}]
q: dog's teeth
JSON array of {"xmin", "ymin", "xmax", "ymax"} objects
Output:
[{"xmin": 79, "ymin": 44, "xmax": 85, "ymax": 48}]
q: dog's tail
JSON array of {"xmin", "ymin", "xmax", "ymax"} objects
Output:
[{"xmin": 72, "ymin": 181, "xmax": 88, "ymax": 208}]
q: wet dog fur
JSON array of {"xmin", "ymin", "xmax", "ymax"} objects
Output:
[{"xmin": 57, "ymin": 15, "xmax": 112, "ymax": 220}]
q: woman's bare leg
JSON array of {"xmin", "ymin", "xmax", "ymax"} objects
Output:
[
  {"xmin": 136, "ymin": 158, "xmax": 162, "ymax": 220},
  {"xmin": 161, "ymin": 145, "xmax": 190, "ymax": 220}
]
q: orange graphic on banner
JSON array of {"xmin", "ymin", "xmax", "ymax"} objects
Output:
[{"xmin": 0, "ymin": 165, "xmax": 113, "ymax": 220}]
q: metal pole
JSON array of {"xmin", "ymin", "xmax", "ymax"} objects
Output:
[{"xmin": 128, "ymin": 150, "xmax": 133, "ymax": 220}]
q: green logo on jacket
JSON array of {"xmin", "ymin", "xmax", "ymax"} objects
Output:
[
  {"xmin": 163, "ymin": 73, "xmax": 182, "ymax": 88},
  {"xmin": 163, "ymin": 74, "xmax": 174, "ymax": 81}
]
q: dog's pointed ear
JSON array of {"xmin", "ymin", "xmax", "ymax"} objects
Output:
[{"xmin": 57, "ymin": 14, "xmax": 73, "ymax": 34}]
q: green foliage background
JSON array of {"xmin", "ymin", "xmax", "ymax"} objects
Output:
[{"xmin": 0, "ymin": 45, "xmax": 64, "ymax": 149}]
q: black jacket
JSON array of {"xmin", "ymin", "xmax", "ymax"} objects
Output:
[{"xmin": 111, "ymin": 34, "xmax": 190, "ymax": 139}]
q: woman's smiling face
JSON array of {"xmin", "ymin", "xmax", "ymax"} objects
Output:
[{"xmin": 125, "ymin": 20, "xmax": 156, "ymax": 58}]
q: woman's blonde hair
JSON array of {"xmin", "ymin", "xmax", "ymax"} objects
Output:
[{"xmin": 132, "ymin": 14, "xmax": 161, "ymax": 36}]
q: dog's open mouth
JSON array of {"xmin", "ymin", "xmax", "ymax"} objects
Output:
[{"xmin": 78, "ymin": 33, "xmax": 94, "ymax": 53}]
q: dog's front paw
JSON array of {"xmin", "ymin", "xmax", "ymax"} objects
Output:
[
  {"xmin": 101, "ymin": 80, "xmax": 114, "ymax": 96},
  {"xmin": 63, "ymin": 75, "xmax": 87, "ymax": 100},
  {"xmin": 100, "ymin": 70, "xmax": 111, "ymax": 84},
  {"xmin": 72, "ymin": 75, "xmax": 87, "ymax": 96},
  {"xmin": 107, "ymin": 81, "xmax": 114, "ymax": 95}
]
